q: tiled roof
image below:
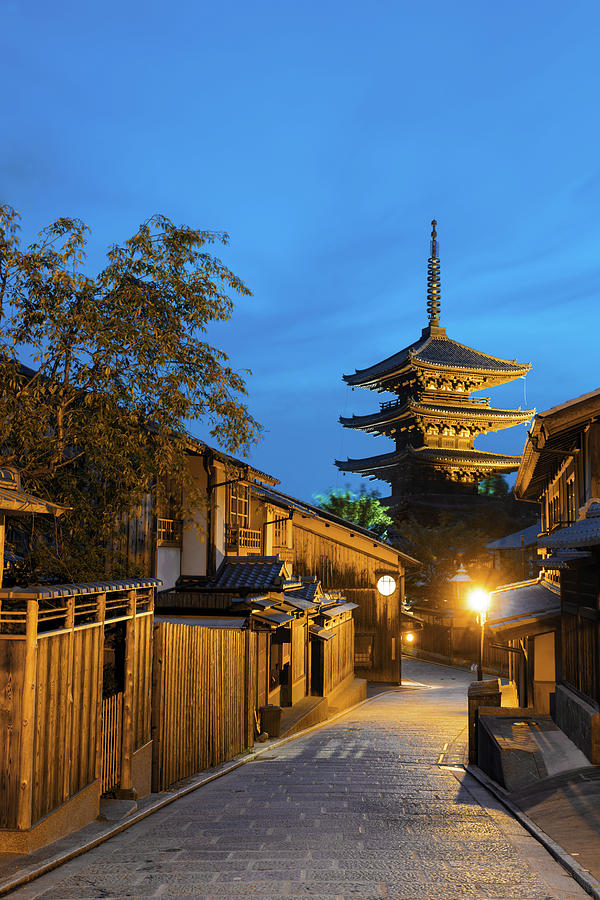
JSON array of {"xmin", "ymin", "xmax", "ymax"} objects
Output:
[
  {"xmin": 344, "ymin": 328, "xmax": 530, "ymax": 386},
  {"xmin": 536, "ymin": 549, "xmax": 592, "ymax": 569},
  {"xmin": 341, "ymin": 402, "xmax": 533, "ymax": 430},
  {"xmin": 539, "ymin": 501, "xmax": 600, "ymax": 550},
  {"xmin": 488, "ymin": 578, "xmax": 560, "ymax": 631},
  {"xmin": 414, "ymin": 338, "xmax": 526, "ymax": 372},
  {"xmin": 0, "ymin": 577, "xmax": 161, "ymax": 600},
  {"xmin": 250, "ymin": 484, "xmax": 420, "ymax": 565},
  {"xmin": 286, "ymin": 578, "xmax": 322, "ymax": 606},
  {"xmin": 486, "ymin": 523, "xmax": 541, "ymax": 551},
  {"xmin": 213, "ymin": 556, "xmax": 289, "ymax": 591},
  {"xmin": 337, "ymin": 446, "xmax": 521, "ymax": 474},
  {"xmin": 321, "ymin": 602, "xmax": 358, "ymax": 618},
  {"xmin": 540, "ymin": 506, "xmax": 600, "ymax": 549}
]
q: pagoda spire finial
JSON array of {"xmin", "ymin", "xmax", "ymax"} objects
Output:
[{"xmin": 427, "ymin": 218, "xmax": 441, "ymax": 326}]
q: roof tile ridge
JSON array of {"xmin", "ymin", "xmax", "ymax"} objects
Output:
[
  {"xmin": 347, "ymin": 335, "xmax": 425, "ymax": 378},
  {"xmin": 411, "ymin": 446, "xmax": 523, "ymax": 459},
  {"xmin": 411, "ymin": 400, "xmax": 536, "ymax": 416},
  {"xmin": 420, "ymin": 332, "xmax": 531, "ymax": 369},
  {"xmin": 408, "ymin": 332, "xmax": 434, "ymax": 358}
]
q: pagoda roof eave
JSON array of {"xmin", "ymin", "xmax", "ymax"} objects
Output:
[
  {"xmin": 343, "ymin": 328, "xmax": 531, "ymax": 389},
  {"xmin": 336, "ymin": 446, "xmax": 522, "ymax": 476},
  {"xmin": 340, "ymin": 402, "xmax": 535, "ymax": 431}
]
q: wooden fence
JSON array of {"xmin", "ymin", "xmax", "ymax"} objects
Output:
[
  {"xmin": 322, "ymin": 615, "xmax": 354, "ymax": 696},
  {"xmin": 151, "ymin": 622, "xmax": 255, "ymax": 792},
  {"xmin": 101, "ymin": 692, "xmax": 123, "ymax": 793},
  {"xmin": 0, "ymin": 581, "xmax": 156, "ymax": 833}
]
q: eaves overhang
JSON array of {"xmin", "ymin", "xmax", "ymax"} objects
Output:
[{"xmin": 515, "ymin": 391, "xmax": 600, "ymax": 500}]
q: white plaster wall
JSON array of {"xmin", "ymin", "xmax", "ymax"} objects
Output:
[
  {"xmin": 213, "ymin": 462, "xmax": 226, "ymax": 569},
  {"xmin": 156, "ymin": 547, "xmax": 181, "ymax": 591},
  {"xmin": 181, "ymin": 455, "xmax": 208, "ymax": 576}
]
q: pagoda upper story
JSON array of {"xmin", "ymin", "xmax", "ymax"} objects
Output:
[{"xmin": 336, "ymin": 221, "xmax": 534, "ymax": 501}]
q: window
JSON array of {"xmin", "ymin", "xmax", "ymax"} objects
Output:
[{"xmin": 227, "ymin": 482, "xmax": 249, "ymax": 528}]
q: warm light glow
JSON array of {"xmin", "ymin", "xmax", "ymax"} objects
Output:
[
  {"xmin": 468, "ymin": 588, "xmax": 490, "ymax": 614},
  {"xmin": 404, "ymin": 632, "xmax": 415, "ymax": 643},
  {"xmin": 377, "ymin": 575, "xmax": 396, "ymax": 596}
]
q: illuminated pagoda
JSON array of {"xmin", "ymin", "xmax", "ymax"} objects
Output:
[{"xmin": 336, "ymin": 221, "xmax": 534, "ymax": 512}]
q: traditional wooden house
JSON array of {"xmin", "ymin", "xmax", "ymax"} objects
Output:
[
  {"xmin": 249, "ymin": 483, "xmax": 420, "ymax": 683},
  {"xmin": 486, "ymin": 523, "xmax": 540, "ymax": 581},
  {"xmin": 143, "ymin": 443, "xmax": 419, "ymax": 683},
  {"xmin": 337, "ymin": 220, "xmax": 534, "ymax": 516},
  {"xmin": 514, "ymin": 387, "xmax": 600, "ymax": 762},
  {"xmin": 486, "ymin": 578, "xmax": 561, "ymax": 711},
  {"xmin": 153, "ymin": 555, "xmax": 359, "ymax": 788}
]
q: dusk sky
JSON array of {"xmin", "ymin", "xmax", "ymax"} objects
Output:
[{"xmin": 3, "ymin": 1, "xmax": 599, "ymax": 503}]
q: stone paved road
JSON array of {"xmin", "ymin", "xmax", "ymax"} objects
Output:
[{"xmin": 8, "ymin": 659, "xmax": 588, "ymax": 899}]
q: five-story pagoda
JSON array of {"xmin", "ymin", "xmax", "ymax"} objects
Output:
[{"xmin": 336, "ymin": 221, "xmax": 534, "ymax": 512}]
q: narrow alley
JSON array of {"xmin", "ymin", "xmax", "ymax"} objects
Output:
[{"xmin": 6, "ymin": 660, "xmax": 587, "ymax": 900}]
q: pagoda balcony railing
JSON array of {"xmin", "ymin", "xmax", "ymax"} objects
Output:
[
  {"xmin": 379, "ymin": 394, "xmax": 491, "ymax": 412},
  {"xmin": 225, "ymin": 525, "xmax": 262, "ymax": 553}
]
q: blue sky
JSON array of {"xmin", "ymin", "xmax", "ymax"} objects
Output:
[{"xmin": 2, "ymin": 1, "xmax": 599, "ymax": 502}]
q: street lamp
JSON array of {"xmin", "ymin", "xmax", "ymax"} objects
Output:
[{"xmin": 468, "ymin": 588, "xmax": 490, "ymax": 681}]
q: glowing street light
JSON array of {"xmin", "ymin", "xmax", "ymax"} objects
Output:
[
  {"xmin": 468, "ymin": 588, "xmax": 490, "ymax": 681},
  {"xmin": 403, "ymin": 631, "xmax": 415, "ymax": 643}
]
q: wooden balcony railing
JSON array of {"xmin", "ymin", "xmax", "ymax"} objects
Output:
[
  {"xmin": 157, "ymin": 517, "xmax": 183, "ymax": 547},
  {"xmin": 225, "ymin": 525, "xmax": 262, "ymax": 553}
]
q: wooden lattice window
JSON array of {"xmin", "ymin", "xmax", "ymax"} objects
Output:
[
  {"xmin": 227, "ymin": 482, "xmax": 249, "ymax": 528},
  {"xmin": 273, "ymin": 516, "xmax": 288, "ymax": 547}
]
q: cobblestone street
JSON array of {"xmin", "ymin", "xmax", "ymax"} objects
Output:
[{"xmin": 7, "ymin": 659, "xmax": 587, "ymax": 899}]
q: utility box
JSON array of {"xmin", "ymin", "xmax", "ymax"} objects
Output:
[
  {"xmin": 468, "ymin": 679, "xmax": 501, "ymax": 764},
  {"xmin": 260, "ymin": 705, "xmax": 282, "ymax": 738}
]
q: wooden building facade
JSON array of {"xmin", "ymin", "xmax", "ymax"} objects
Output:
[
  {"xmin": 515, "ymin": 388, "xmax": 600, "ymax": 762},
  {"xmin": 137, "ymin": 442, "xmax": 419, "ymax": 684}
]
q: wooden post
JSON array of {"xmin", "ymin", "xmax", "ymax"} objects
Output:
[
  {"xmin": 119, "ymin": 590, "xmax": 137, "ymax": 798},
  {"xmin": 94, "ymin": 594, "xmax": 106, "ymax": 782},
  {"xmin": 151, "ymin": 623, "xmax": 164, "ymax": 793},
  {"xmin": 0, "ymin": 513, "xmax": 5, "ymax": 589},
  {"xmin": 62, "ymin": 596, "xmax": 75, "ymax": 801},
  {"xmin": 17, "ymin": 600, "xmax": 38, "ymax": 830}
]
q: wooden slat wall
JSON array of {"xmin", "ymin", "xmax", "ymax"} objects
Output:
[
  {"xmin": 133, "ymin": 614, "xmax": 153, "ymax": 749},
  {"xmin": 323, "ymin": 617, "xmax": 354, "ymax": 696},
  {"xmin": 293, "ymin": 523, "xmax": 400, "ymax": 682},
  {"xmin": 151, "ymin": 623, "xmax": 253, "ymax": 792},
  {"xmin": 101, "ymin": 692, "xmax": 123, "ymax": 792},
  {"xmin": 30, "ymin": 626, "xmax": 103, "ymax": 823},
  {"xmin": 292, "ymin": 619, "xmax": 305, "ymax": 683},
  {"xmin": 0, "ymin": 640, "xmax": 25, "ymax": 828},
  {"xmin": 257, "ymin": 631, "xmax": 267, "ymax": 709}
]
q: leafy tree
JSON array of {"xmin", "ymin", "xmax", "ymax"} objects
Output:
[
  {"xmin": 314, "ymin": 488, "xmax": 393, "ymax": 539},
  {"xmin": 0, "ymin": 206, "xmax": 261, "ymax": 581},
  {"xmin": 478, "ymin": 474, "xmax": 509, "ymax": 496}
]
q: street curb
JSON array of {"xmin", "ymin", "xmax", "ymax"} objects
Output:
[
  {"xmin": 0, "ymin": 687, "xmax": 412, "ymax": 897},
  {"xmin": 466, "ymin": 764, "xmax": 600, "ymax": 900}
]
